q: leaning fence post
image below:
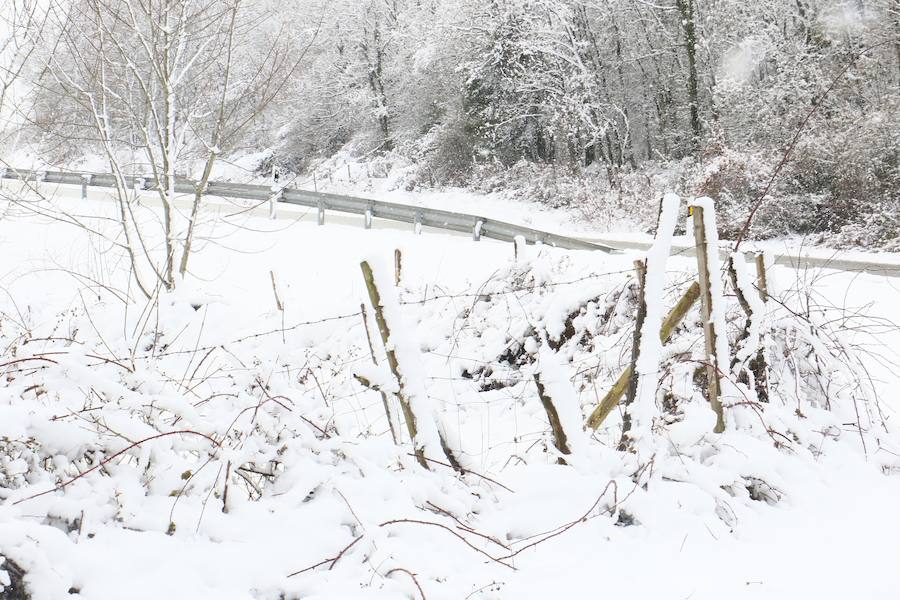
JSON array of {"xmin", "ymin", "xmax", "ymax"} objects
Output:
[
  {"xmin": 690, "ymin": 203, "xmax": 726, "ymax": 433},
  {"xmin": 586, "ymin": 281, "xmax": 701, "ymax": 430},
  {"xmin": 360, "ymin": 260, "xmax": 463, "ymax": 472},
  {"xmin": 360, "ymin": 302, "xmax": 401, "ymax": 444},
  {"xmin": 361, "ymin": 261, "xmax": 428, "ymax": 468},
  {"xmin": 729, "ymin": 253, "xmax": 770, "ymax": 403}
]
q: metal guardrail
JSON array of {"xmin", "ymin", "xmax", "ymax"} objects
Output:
[
  {"xmin": 580, "ymin": 236, "xmax": 900, "ymax": 278},
  {"xmin": 0, "ymin": 167, "xmax": 616, "ymax": 253},
  {"xmin": 4, "ymin": 166, "xmax": 900, "ymax": 278}
]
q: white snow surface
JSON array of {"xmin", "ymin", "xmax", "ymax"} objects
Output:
[{"xmin": 0, "ymin": 189, "xmax": 898, "ymax": 599}]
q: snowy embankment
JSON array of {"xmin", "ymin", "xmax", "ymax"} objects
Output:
[{"xmin": 1, "ymin": 193, "xmax": 899, "ymax": 599}]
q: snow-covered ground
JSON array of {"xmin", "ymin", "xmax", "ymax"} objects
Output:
[{"xmin": 1, "ymin": 189, "xmax": 899, "ymax": 599}]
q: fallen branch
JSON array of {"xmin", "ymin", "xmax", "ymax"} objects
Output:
[
  {"xmin": 386, "ymin": 567, "xmax": 426, "ymax": 600},
  {"xmin": 287, "ymin": 534, "xmax": 365, "ymax": 577},
  {"xmin": 379, "ymin": 518, "xmax": 515, "ymax": 570}
]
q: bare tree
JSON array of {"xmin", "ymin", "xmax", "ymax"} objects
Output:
[
  {"xmin": 38, "ymin": 0, "xmax": 314, "ymax": 298},
  {"xmin": 0, "ymin": 0, "xmax": 49, "ymax": 135}
]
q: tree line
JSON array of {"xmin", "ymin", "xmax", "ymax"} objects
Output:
[{"xmin": 5, "ymin": 0, "xmax": 900, "ymax": 244}]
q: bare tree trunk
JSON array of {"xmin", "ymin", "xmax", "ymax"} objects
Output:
[{"xmin": 676, "ymin": 0, "xmax": 702, "ymax": 152}]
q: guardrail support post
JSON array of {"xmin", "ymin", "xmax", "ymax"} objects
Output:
[
  {"xmin": 269, "ymin": 189, "xmax": 282, "ymax": 219},
  {"xmin": 81, "ymin": 174, "xmax": 92, "ymax": 199},
  {"xmin": 414, "ymin": 210, "xmax": 422, "ymax": 234},
  {"xmin": 317, "ymin": 199, "xmax": 325, "ymax": 225},
  {"xmin": 473, "ymin": 219, "xmax": 484, "ymax": 241},
  {"xmin": 365, "ymin": 203, "xmax": 373, "ymax": 229}
]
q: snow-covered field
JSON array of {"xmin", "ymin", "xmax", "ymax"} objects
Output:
[{"xmin": 1, "ymin": 190, "xmax": 899, "ymax": 599}]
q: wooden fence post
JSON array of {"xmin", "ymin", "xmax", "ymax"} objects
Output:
[
  {"xmin": 360, "ymin": 302, "xmax": 400, "ymax": 444},
  {"xmin": 619, "ymin": 259, "xmax": 647, "ymax": 449},
  {"xmin": 691, "ymin": 205, "xmax": 726, "ymax": 433},
  {"xmin": 586, "ymin": 281, "xmax": 701, "ymax": 430},
  {"xmin": 754, "ymin": 253, "xmax": 769, "ymax": 302},
  {"xmin": 729, "ymin": 253, "xmax": 770, "ymax": 402},
  {"xmin": 394, "ymin": 249, "xmax": 402, "ymax": 286},
  {"xmin": 533, "ymin": 374, "xmax": 572, "ymax": 464},
  {"xmin": 361, "ymin": 261, "xmax": 428, "ymax": 468}
]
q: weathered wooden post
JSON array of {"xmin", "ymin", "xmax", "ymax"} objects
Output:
[
  {"xmin": 533, "ymin": 374, "xmax": 572, "ymax": 464},
  {"xmin": 394, "ymin": 249, "xmax": 402, "ymax": 286},
  {"xmin": 754, "ymin": 253, "xmax": 769, "ymax": 302},
  {"xmin": 690, "ymin": 203, "xmax": 726, "ymax": 433},
  {"xmin": 360, "ymin": 260, "xmax": 428, "ymax": 468},
  {"xmin": 359, "ymin": 302, "xmax": 400, "ymax": 444},
  {"xmin": 620, "ymin": 259, "xmax": 647, "ymax": 449},
  {"xmin": 587, "ymin": 281, "xmax": 701, "ymax": 430}
]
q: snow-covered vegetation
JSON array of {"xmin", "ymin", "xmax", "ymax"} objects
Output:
[
  {"xmin": 1, "ymin": 188, "xmax": 899, "ymax": 598},
  {"xmin": 1, "ymin": 1, "xmax": 900, "ymax": 598}
]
